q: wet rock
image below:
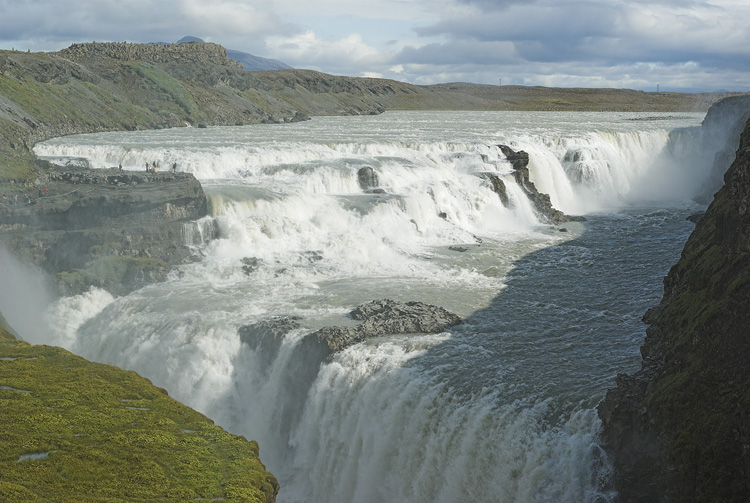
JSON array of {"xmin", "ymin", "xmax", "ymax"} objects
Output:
[
  {"xmin": 477, "ymin": 172, "xmax": 509, "ymax": 207},
  {"xmin": 0, "ymin": 167, "xmax": 209, "ymax": 295},
  {"xmin": 310, "ymin": 299, "xmax": 462, "ymax": 354},
  {"xmin": 239, "ymin": 317, "xmax": 301, "ymax": 348},
  {"xmin": 357, "ymin": 166, "xmax": 380, "ymax": 190},
  {"xmin": 496, "ymin": 144, "xmax": 586, "ymax": 224},
  {"xmin": 686, "ymin": 211, "xmax": 705, "ymax": 223},
  {"xmin": 241, "ymin": 257, "xmax": 262, "ymax": 275},
  {"xmin": 302, "ymin": 250, "xmax": 323, "ymax": 263},
  {"xmin": 449, "ymin": 245, "xmax": 468, "ymax": 252}
]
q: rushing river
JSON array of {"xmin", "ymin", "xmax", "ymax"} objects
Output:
[{"xmin": 29, "ymin": 111, "xmax": 712, "ymax": 502}]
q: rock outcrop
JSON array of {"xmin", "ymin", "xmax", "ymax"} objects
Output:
[
  {"xmin": 598, "ymin": 99, "xmax": 750, "ymax": 502},
  {"xmin": 357, "ymin": 166, "xmax": 380, "ymax": 191},
  {"xmin": 309, "ymin": 299, "xmax": 461, "ymax": 354},
  {"xmin": 57, "ymin": 41, "xmax": 244, "ymax": 70},
  {"xmin": 482, "ymin": 145, "xmax": 585, "ymax": 224},
  {"xmin": 477, "ymin": 172, "xmax": 510, "ymax": 207},
  {"xmin": 0, "ymin": 167, "xmax": 210, "ymax": 295}
]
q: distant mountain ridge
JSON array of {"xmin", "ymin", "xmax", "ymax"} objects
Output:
[{"xmin": 176, "ymin": 36, "xmax": 291, "ymax": 71}]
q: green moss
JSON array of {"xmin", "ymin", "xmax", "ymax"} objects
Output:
[
  {"xmin": 126, "ymin": 62, "xmax": 200, "ymax": 120},
  {"xmin": 0, "ymin": 338, "xmax": 278, "ymax": 502}
]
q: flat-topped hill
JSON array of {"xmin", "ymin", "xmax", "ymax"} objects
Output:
[
  {"xmin": 1, "ymin": 41, "xmax": 744, "ymax": 181},
  {"xmin": 57, "ymin": 41, "xmax": 245, "ymax": 70}
]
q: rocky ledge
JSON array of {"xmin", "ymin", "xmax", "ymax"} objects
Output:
[
  {"xmin": 310, "ymin": 299, "xmax": 462, "ymax": 354},
  {"xmin": 0, "ymin": 166, "xmax": 211, "ymax": 295},
  {"xmin": 237, "ymin": 299, "xmax": 461, "ymax": 361},
  {"xmin": 598, "ymin": 100, "xmax": 750, "ymax": 501},
  {"xmin": 479, "ymin": 145, "xmax": 585, "ymax": 224}
]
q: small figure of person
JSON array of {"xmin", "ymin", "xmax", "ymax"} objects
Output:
[
  {"xmin": 44, "ymin": 188, "xmax": 48, "ymax": 197},
  {"xmin": 172, "ymin": 162, "xmax": 177, "ymax": 174},
  {"xmin": 39, "ymin": 188, "xmax": 43, "ymax": 198},
  {"xmin": 119, "ymin": 163, "xmax": 123, "ymax": 173},
  {"xmin": 146, "ymin": 162, "xmax": 149, "ymax": 172}
]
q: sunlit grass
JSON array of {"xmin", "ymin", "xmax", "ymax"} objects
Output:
[{"xmin": 0, "ymin": 327, "xmax": 278, "ymax": 502}]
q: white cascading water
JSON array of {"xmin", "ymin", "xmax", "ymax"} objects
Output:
[{"xmin": 20, "ymin": 111, "xmax": 714, "ymax": 502}]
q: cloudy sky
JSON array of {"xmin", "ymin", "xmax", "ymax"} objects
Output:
[{"xmin": 1, "ymin": 0, "xmax": 748, "ymax": 92}]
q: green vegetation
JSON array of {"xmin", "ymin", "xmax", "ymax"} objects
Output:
[
  {"xmin": 126, "ymin": 62, "xmax": 200, "ymax": 120},
  {"xmin": 0, "ymin": 329, "xmax": 278, "ymax": 502},
  {"xmin": 1, "ymin": 42, "xmax": 739, "ymax": 183}
]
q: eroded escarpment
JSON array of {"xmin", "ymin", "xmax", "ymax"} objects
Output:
[
  {"xmin": 598, "ymin": 100, "xmax": 750, "ymax": 502},
  {"xmin": 0, "ymin": 166, "xmax": 212, "ymax": 295}
]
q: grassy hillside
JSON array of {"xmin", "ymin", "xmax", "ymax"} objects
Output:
[
  {"xmin": 1, "ymin": 42, "xmax": 742, "ymax": 182},
  {"xmin": 0, "ymin": 326, "xmax": 278, "ymax": 502}
]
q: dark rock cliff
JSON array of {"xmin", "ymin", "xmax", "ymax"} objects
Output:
[
  {"xmin": 0, "ymin": 167, "xmax": 210, "ymax": 295},
  {"xmin": 696, "ymin": 95, "xmax": 750, "ymax": 203},
  {"xmin": 599, "ymin": 97, "xmax": 750, "ymax": 502}
]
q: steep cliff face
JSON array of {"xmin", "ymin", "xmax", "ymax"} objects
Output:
[
  {"xmin": 599, "ymin": 97, "xmax": 750, "ymax": 501},
  {"xmin": 57, "ymin": 41, "xmax": 245, "ymax": 70},
  {"xmin": 696, "ymin": 95, "xmax": 750, "ymax": 202},
  {"xmin": 0, "ymin": 168, "xmax": 210, "ymax": 295}
]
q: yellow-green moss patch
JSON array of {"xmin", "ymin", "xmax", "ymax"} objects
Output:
[{"xmin": 0, "ymin": 338, "xmax": 278, "ymax": 502}]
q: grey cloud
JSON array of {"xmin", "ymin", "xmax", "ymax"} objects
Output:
[
  {"xmin": 406, "ymin": 0, "xmax": 750, "ymax": 74},
  {"xmin": 396, "ymin": 40, "xmax": 519, "ymax": 66},
  {"xmin": 0, "ymin": 0, "xmax": 297, "ymax": 55},
  {"xmin": 417, "ymin": 1, "xmax": 620, "ymax": 43}
]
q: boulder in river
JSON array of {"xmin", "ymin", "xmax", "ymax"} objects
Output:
[
  {"xmin": 357, "ymin": 166, "xmax": 380, "ymax": 191},
  {"xmin": 310, "ymin": 299, "xmax": 462, "ymax": 354}
]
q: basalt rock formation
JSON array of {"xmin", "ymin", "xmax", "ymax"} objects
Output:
[
  {"xmin": 598, "ymin": 98, "xmax": 750, "ymax": 502},
  {"xmin": 357, "ymin": 166, "xmax": 381, "ymax": 191},
  {"xmin": 309, "ymin": 299, "xmax": 462, "ymax": 355},
  {"xmin": 0, "ymin": 166, "xmax": 210, "ymax": 295},
  {"xmin": 480, "ymin": 145, "xmax": 585, "ymax": 224},
  {"xmin": 57, "ymin": 41, "xmax": 245, "ymax": 70}
]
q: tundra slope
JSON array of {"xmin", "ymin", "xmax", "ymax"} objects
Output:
[{"xmin": 0, "ymin": 41, "xmax": 738, "ymax": 181}]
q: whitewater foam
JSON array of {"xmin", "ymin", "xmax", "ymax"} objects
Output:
[{"xmin": 31, "ymin": 111, "xmax": 709, "ymax": 503}]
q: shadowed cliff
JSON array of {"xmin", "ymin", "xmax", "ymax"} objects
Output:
[
  {"xmin": 0, "ymin": 167, "xmax": 211, "ymax": 295},
  {"xmin": 599, "ymin": 96, "xmax": 750, "ymax": 501}
]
